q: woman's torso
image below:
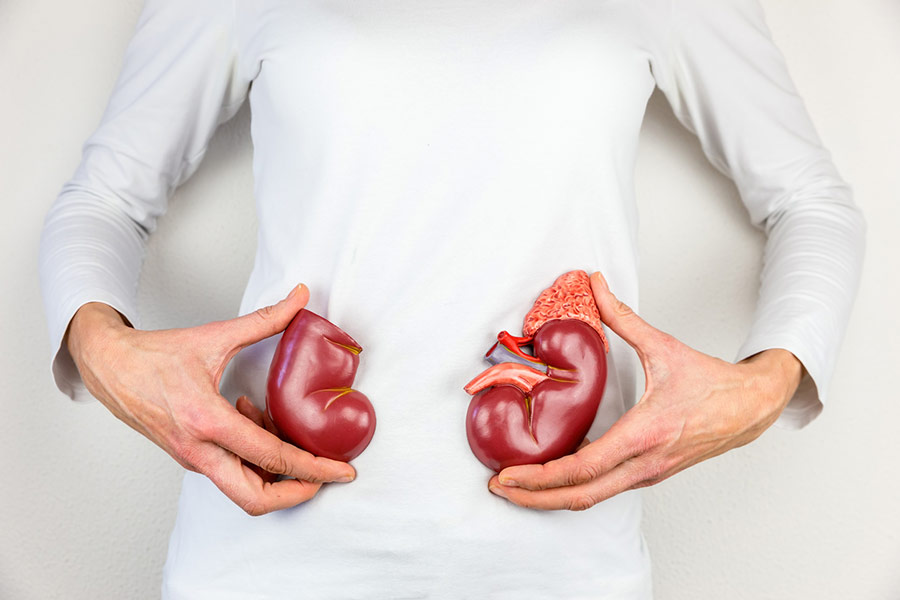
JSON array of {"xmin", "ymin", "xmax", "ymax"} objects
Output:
[{"xmin": 165, "ymin": 1, "xmax": 666, "ymax": 597}]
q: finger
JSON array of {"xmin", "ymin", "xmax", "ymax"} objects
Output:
[
  {"xmin": 205, "ymin": 447, "xmax": 325, "ymax": 516},
  {"xmin": 489, "ymin": 457, "xmax": 647, "ymax": 511},
  {"xmin": 261, "ymin": 405, "xmax": 280, "ymax": 437},
  {"xmin": 212, "ymin": 407, "xmax": 356, "ymax": 484},
  {"xmin": 236, "ymin": 396, "xmax": 265, "ymax": 428},
  {"xmin": 234, "ymin": 396, "xmax": 279, "ymax": 483},
  {"xmin": 223, "ymin": 283, "xmax": 311, "ymax": 351},
  {"xmin": 576, "ymin": 437, "xmax": 591, "ymax": 451},
  {"xmin": 589, "ymin": 271, "xmax": 667, "ymax": 356},
  {"xmin": 236, "ymin": 394, "xmax": 280, "ymax": 437},
  {"xmin": 497, "ymin": 416, "xmax": 644, "ymax": 491}
]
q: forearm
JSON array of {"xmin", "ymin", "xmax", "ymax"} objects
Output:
[
  {"xmin": 39, "ymin": 187, "xmax": 149, "ymax": 400},
  {"xmin": 735, "ymin": 194, "xmax": 866, "ymax": 427}
]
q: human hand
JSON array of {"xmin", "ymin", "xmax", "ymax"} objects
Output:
[
  {"xmin": 66, "ymin": 284, "xmax": 357, "ymax": 516},
  {"xmin": 487, "ymin": 271, "xmax": 803, "ymax": 511}
]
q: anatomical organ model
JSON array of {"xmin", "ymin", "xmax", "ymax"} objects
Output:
[
  {"xmin": 266, "ymin": 309, "xmax": 375, "ymax": 462},
  {"xmin": 464, "ymin": 270, "xmax": 609, "ymax": 471}
]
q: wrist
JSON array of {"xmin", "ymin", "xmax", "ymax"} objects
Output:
[
  {"xmin": 739, "ymin": 348, "xmax": 803, "ymax": 413},
  {"xmin": 66, "ymin": 302, "xmax": 133, "ymax": 365}
]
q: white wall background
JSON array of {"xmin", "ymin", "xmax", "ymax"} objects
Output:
[{"xmin": 1, "ymin": 1, "xmax": 897, "ymax": 598}]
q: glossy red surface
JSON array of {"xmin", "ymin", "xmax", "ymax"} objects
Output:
[
  {"xmin": 465, "ymin": 318, "xmax": 607, "ymax": 472},
  {"xmin": 266, "ymin": 309, "xmax": 375, "ymax": 462},
  {"xmin": 464, "ymin": 270, "xmax": 609, "ymax": 472}
]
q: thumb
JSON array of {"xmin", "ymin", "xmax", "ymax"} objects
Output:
[
  {"xmin": 589, "ymin": 271, "xmax": 664, "ymax": 356},
  {"xmin": 226, "ymin": 283, "xmax": 310, "ymax": 350}
]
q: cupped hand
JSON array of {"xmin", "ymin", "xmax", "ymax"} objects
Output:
[
  {"xmin": 487, "ymin": 271, "xmax": 803, "ymax": 511},
  {"xmin": 67, "ymin": 284, "xmax": 357, "ymax": 516}
]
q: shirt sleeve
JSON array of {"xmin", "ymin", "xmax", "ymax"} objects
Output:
[
  {"xmin": 38, "ymin": 0, "xmax": 252, "ymax": 402},
  {"xmin": 647, "ymin": 0, "xmax": 867, "ymax": 428}
]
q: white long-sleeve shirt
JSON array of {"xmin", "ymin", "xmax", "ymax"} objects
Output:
[{"xmin": 38, "ymin": 0, "xmax": 866, "ymax": 598}]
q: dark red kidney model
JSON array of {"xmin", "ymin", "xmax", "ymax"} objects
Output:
[
  {"xmin": 463, "ymin": 270, "xmax": 610, "ymax": 472},
  {"xmin": 266, "ymin": 309, "xmax": 375, "ymax": 462}
]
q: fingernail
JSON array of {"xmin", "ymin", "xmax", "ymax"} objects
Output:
[
  {"xmin": 288, "ymin": 283, "xmax": 304, "ymax": 299},
  {"xmin": 336, "ymin": 472, "xmax": 355, "ymax": 483},
  {"xmin": 592, "ymin": 271, "xmax": 608, "ymax": 289},
  {"xmin": 498, "ymin": 477, "xmax": 518, "ymax": 487},
  {"xmin": 489, "ymin": 484, "xmax": 508, "ymax": 498}
]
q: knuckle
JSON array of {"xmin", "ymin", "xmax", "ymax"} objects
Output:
[
  {"xmin": 306, "ymin": 472, "xmax": 327, "ymax": 485},
  {"xmin": 304, "ymin": 467, "xmax": 329, "ymax": 484},
  {"xmin": 613, "ymin": 298, "xmax": 634, "ymax": 318},
  {"xmin": 258, "ymin": 449, "xmax": 290, "ymax": 475},
  {"xmin": 637, "ymin": 426, "xmax": 664, "ymax": 451},
  {"xmin": 567, "ymin": 494, "xmax": 597, "ymax": 512},
  {"xmin": 181, "ymin": 408, "xmax": 216, "ymax": 440},
  {"xmin": 566, "ymin": 460, "xmax": 601, "ymax": 487},
  {"xmin": 254, "ymin": 304, "xmax": 277, "ymax": 323},
  {"xmin": 651, "ymin": 418, "xmax": 686, "ymax": 451}
]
